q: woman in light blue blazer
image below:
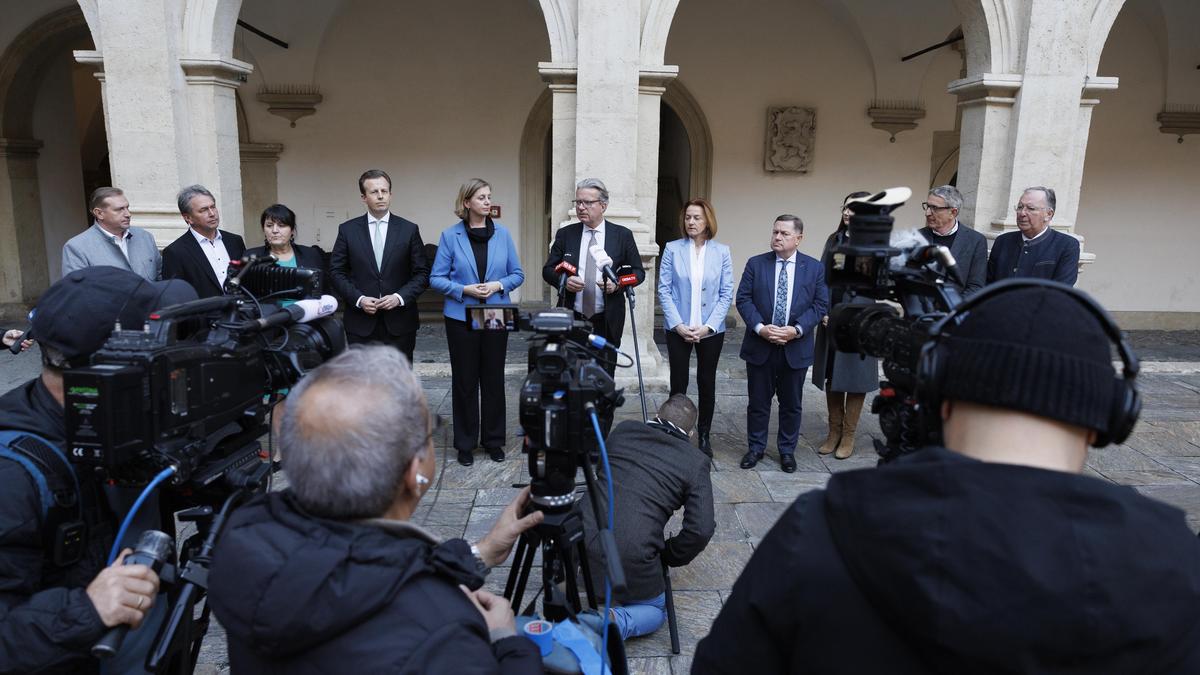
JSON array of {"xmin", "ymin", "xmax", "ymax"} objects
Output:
[
  {"xmin": 657, "ymin": 198, "xmax": 734, "ymax": 455},
  {"xmin": 430, "ymin": 179, "xmax": 524, "ymax": 466}
]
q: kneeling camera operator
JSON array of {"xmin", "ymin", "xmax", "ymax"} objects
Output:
[
  {"xmin": 696, "ymin": 188, "xmax": 1200, "ymax": 674},
  {"xmin": 1, "ymin": 254, "xmax": 344, "ymax": 673}
]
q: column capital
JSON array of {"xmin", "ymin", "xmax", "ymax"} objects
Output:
[
  {"xmin": 240, "ymin": 142, "xmax": 285, "ymax": 163},
  {"xmin": 179, "ymin": 55, "xmax": 252, "ymax": 89},
  {"xmin": 1081, "ymin": 76, "xmax": 1119, "ymax": 106},
  {"xmin": 638, "ymin": 65, "xmax": 678, "ymax": 94},
  {"xmin": 948, "ymin": 73, "xmax": 1023, "ymax": 107},
  {"xmin": 0, "ymin": 138, "xmax": 43, "ymax": 158},
  {"xmin": 539, "ymin": 62, "xmax": 578, "ymax": 90}
]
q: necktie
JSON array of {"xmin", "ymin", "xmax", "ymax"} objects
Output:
[
  {"xmin": 772, "ymin": 259, "xmax": 789, "ymax": 326},
  {"xmin": 372, "ymin": 219, "xmax": 385, "ymax": 271},
  {"xmin": 582, "ymin": 229, "xmax": 598, "ymax": 318}
]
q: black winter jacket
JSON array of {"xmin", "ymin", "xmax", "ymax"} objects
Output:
[
  {"xmin": 208, "ymin": 490, "xmax": 542, "ymax": 674},
  {"xmin": 0, "ymin": 378, "xmax": 113, "ymax": 674},
  {"xmin": 695, "ymin": 446, "xmax": 1200, "ymax": 674}
]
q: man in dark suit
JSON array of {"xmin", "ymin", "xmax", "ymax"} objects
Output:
[
  {"xmin": 329, "ymin": 169, "xmax": 430, "ymax": 362},
  {"xmin": 736, "ymin": 215, "xmax": 828, "ymax": 473},
  {"xmin": 919, "ymin": 185, "xmax": 988, "ymax": 295},
  {"xmin": 541, "ymin": 178, "xmax": 645, "ymax": 357},
  {"xmin": 162, "ymin": 184, "xmax": 246, "ymax": 298},
  {"xmin": 987, "ymin": 186, "xmax": 1080, "ymax": 286}
]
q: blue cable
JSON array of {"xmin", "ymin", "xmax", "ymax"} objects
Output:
[
  {"xmin": 107, "ymin": 466, "xmax": 177, "ymax": 565},
  {"xmin": 589, "ymin": 409, "xmax": 615, "ymax": 675}
]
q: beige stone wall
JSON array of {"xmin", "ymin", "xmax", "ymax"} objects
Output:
[{"xmin": 34, "ymin": 53, "xmax": 88, "ymax": 281}]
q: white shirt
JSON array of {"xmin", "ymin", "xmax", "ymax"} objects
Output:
[
  {"xmin": 190, "ymin": 227, "xmax": 230, "ymax": 285},
  {"xmin": 687, "ymin": 239, "xmax": 706, "ymax": 327},
  {"xmin": 357, "ymin": 212, "xmax": 404, "ymax": 309},
  {"xmin": 574, "ymin": 220, "xmax": 607, "ymax": 315},
  {"xmin": 96, "ymin": 222, "xmax": 132, "ymax": 260},
  {"xmin": 1022, "ymin": 225, "xmax": 1050, "ymax": 243},
  {"xmin": 755, "ymin": 251, "xmax": 800, "ymax": 337}
]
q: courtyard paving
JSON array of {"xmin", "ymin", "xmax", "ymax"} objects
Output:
[{"xmin": 2, "ymin": 326, "xmax": 1199, "ymax": 674}]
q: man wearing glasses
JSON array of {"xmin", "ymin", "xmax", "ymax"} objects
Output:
[
  {"xmin": 918, "ymin": 185, "xmax": 988, "ymax": 295},
  {"xmin": 986, "ymin": 186, "xmax": 1080, "ymax": 286},
  {"xmin": 541, "ymin": 178, "xmax": 646, "ymax": 359}
]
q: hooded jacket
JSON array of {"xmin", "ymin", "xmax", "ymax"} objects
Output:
[
  {"xmin": 0, "ymin": 378, "xmax": 113, "ymax": 675},
  {"xmin": 694, "ymin": 446, "xmax": 1200, "ymax": 674},
  {"xmin": 208, "ymin": 490, "xmax": 541, "ymax": 674}
]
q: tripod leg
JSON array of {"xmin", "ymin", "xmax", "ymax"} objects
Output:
[
  {"xmin": 576, "ymin": 539, "xmax": 598, "ymax": 610},
  {"xmin": 505, "ymin": 531, "xmax": 537, "ymax": 613}
]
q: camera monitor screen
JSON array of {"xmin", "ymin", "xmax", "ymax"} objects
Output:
[{"xmin": 466, "ymin": 305, "xmax": 519, "ymax": 332}]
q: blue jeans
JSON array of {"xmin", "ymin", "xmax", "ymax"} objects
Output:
[{"xmin": 609, "ymin": 593, "xmax": 667, "ymax": 640}]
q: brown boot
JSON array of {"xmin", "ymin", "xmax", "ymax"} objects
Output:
[
  {"xmin": 819, "ymin": 391, "xmax": 844, "ymax": 455},
  {"xmin": 835, "ymin": 393, "xmax": 865, "ymax": 459}
]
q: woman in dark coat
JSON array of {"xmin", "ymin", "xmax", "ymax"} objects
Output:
[
  {"xmin": 812, "ymin": 192, "xmax": 880, "ymax": 459},
  {"xmin": 245, "ymin": 203, "xmax": 329, "ymax": 300}
]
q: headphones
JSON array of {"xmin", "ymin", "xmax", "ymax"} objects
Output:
[{"xmin": 915, "ymin": 278, "xmax": 1141, "ymax": 448}]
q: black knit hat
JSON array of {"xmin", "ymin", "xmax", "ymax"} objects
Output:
[
  {"xmin": 28, "ymin": 266, "xmax": 198, "ymax": 366},
  {"xmin": 939, "ymin": 286, "xmax": 1116, "ymax": 434}
]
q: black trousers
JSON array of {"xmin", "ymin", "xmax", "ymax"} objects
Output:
[
  {"xmin": 665, "ymin": 330, "xmax": 725, "ymax": 432},
  {"xmin": 445, "ymin": 317, "xmax": 509, "ymax": 451},
  {"xmin": 746, "ymin": 348, "xmax": 806, "ymax": 457},
  {"xmin": 573, "ymin": 309, "xmax": 617, "ymax": 377},
  {"xmin": 348, "ymin": 321, "xmax": 416, "ymax": 364}
]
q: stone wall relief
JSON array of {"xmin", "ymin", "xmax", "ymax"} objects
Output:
[{"xmin": 764, "ymin": 106, "xmax": 815, "ymax": 173}]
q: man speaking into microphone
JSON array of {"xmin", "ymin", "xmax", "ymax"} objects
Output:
[{"xmin": 542, "ymin": 178, "xmax": 645, "ymax": 371}]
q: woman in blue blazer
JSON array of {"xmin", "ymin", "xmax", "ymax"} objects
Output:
[
  {"xmin": 430, "ymin": 179, "xmax": 525, "ymax": 466},
  {"xmin": 657, "ymin": 198, "xmax": 734, "ymax": 454}
]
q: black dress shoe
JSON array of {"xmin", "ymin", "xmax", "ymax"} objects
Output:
[
  {"xmin": 457, "ymin": 449, "xmax": 474, "ymax": 466},
  {"xmin": 780, "ymin": 454, "xmax": 797, "ymax": 473},
  {"xmin": 740, "ymin": 451, "xmax": 763, "ymax": 469},
  {"xmin": 486, "ymin": 447, "xmax": 505, "ymax": 462},
  {"xmin": 698, "ymin": 431, "xmax": 712, "ymax": 457}
]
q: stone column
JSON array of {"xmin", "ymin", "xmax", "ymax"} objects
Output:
[
  {"xmin": 240, "ymin": 142, "xmax": 285, "ymax": 236},
  {"xmin": 574, "ymin": 0, "xmax": 665, "ymax": 390},
  {"xmin": 540, "ymin": 64, "xmax": 579, "ymax": 237},
  {"xmin": 181, "ymin": 57, "xmax": 252, "ymax": 236},
  {"xmin": 0, "ymin": 138, "xmax": 48, "ymax": 312}
]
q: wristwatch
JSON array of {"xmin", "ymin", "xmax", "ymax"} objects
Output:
[{"xmin": 469, "ymin": 543, "xmax": 490, "ymax": 576}]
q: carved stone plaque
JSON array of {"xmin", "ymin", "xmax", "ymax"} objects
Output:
[{"xmin": 765, "ymin": 106, "xmax": 816, "ymax": 173}]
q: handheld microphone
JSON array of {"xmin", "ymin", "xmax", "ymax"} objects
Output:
[
  {"xmin": 554, "ymin": 253, "xmax": 577, "ymax": 297},
  {"xmin": 92, "ymin": 530, "xmax": 174, "ymax": 659},
  {"xmin": 590, "ymin": 248, "xmax": 621, "ymax": 287},
  {"xmin": 251, "ymin": 295, "xmax": 339, "ymax": 331},
  {"xmin": 7, "ymin": 325, "xmax": 30, "ymax": 355},
  {"xmin": 616, "ymin": 265, "xmax": 639, "ymax": 288}
]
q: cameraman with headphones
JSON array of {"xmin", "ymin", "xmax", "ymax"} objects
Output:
[
  {"xmin": 0, "ymin": 267, "xmax": 196, "ymax": 673},
  {"xmin": 695, "ymin": 280, "xmax": 1200, "ymax": 673}
]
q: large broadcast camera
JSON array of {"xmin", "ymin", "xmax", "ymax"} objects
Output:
[
  {"xmin": 63, "ymin": 255, "xmax": 345, "ymax": 672},
  {"xmin": 825, "ymin": 187, "xmax": 964, "ymax": 462}
]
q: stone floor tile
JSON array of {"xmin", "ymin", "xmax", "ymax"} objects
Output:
[
  {"xmin": 624, "ymin": 591, "xmax": 722, "ymax": 658},
  {"xmin": 628, "ymin": 657, "xmax": 673, "ymax": 675},
  {"xmin": 669, "ymin": 542, "xmax": 754, "ymax": 592},
  {"xmin": 671, "ymin": 655, "xmax": 694, "ymax": 674},
  {"xmin": 733, "ymin": 502, "xmax": 789, "ymax": 540},
  {"xmin": 1135, "ymin": 484, "xmax": 1200, "ymax": 522},
  {"xmin": 1125, "ymin": 431, "xmax": 1200, "ymax": 457},
  {"xmin": 1085, "ymin": 445, "xmax": 1166, "ymax": 472},
  {"xmin": 759, "ymin": 471, "xmax": 830, "ymax": 503},
  {"xmin": 1103, "ymin": 469, "xmax": 1194, "ymax": 486},
  {"xmin": 475, "ymin": 486, "xmax": 523, "ymax": 506},
  {"xmin": 708, "ymin": 470, "xmax": 771, "ymax": 503},
  {"xmin": 666, "ymin": 502, "xmax": 747, "ymax": 543},
  {"xmin": 1156, "ymin": 457, "xmax": 1200, "ymax": 482}
]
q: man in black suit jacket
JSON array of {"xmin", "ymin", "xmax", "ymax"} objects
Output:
[
  {"xmin": 162, "ymin": 184, "xmax": 246, "ymax": 299},
  {"xmin": 541, "ymin": 178, "xmax": 645, "ymax": 356},
  {"xmin": 986, "ymin": 186, "xmax": 1080, "ymax": 286},
  {"xmin": 918, "ymin": 185, "xmax": 988, "ymax": 295},
  {"xmin": 329, "ymin": 170, "xmax": 430, "ymax": 362},
  {"xmin": 735, "ymin": 215, "xmax": 829, "ymax": 473}
]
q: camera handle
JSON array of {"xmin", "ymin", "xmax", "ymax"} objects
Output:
[{"xmin": 620, "ymin": 285, "xmax": 649, "ymax": 423}]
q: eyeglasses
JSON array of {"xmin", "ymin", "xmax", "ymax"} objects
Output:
[
  {"xmin": 573, "ymin": 199, "xmax": 604, "ymax": 208},
  {"xmin": 1014, "ymin": 204, "xmax": 1045, "ymax": 213},
  {"xmin": 920, "ymin": 203, "xmax": 954, "ymax": 212}
]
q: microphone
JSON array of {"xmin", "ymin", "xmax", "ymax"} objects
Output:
[
  {"xmin": 554, "ymin": 252, "xmax": 577, "ymax": 297},
  {"xmin": 251, "ymin": 295, "xmax": 339, "ymax": 331},
  {"xmin": 616, "ymin": 265, "xmax": 639, "ymax": 289},
  {"xmin": 589, "ymin": 248, "xmax": 621, "ymax": 287},
  {"xmin": 905, "ymin": 245, "xmax": 965, "ymax": 288},
  {"xmin": 92, "ymin": 530, "xmax": 174, "ymax": 659},
  {"xmin": 7, "ymin": 324, "xmax": 30, "ymax": 355}
]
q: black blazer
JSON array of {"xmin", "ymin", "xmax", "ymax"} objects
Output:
[
  {"xmin": 245, "ymin": 244, "xmax": 329, "ymax": 296},
  {"xmin": 541, "ymin": 220, "xmax": 645, "ymax": 344},
  {"xmin": 329, "ymin": 214, "xmax": 429, "ymax": 337},
  {"xmin": 918, "ymin": 223, "xmax": 988, "ymax": 295},
  {"xmin": 162, "ymin": 229, "xmax": 246, "ymax": 299}
]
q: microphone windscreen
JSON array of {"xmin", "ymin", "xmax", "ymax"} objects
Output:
[
  {"xmin": 294, "ymin": 295, "xmax": 339, "ymax": 323},
  {"xmin": 590, "ymin": 248, "xmax": 614, "ymax": 269}
]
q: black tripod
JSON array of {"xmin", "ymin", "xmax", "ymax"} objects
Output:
[{"xmin": 504, "ymin": 502, "xmax": 598, "ymax": 621}]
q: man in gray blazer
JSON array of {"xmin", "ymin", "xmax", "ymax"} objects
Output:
[
  {"xmin": 61, "ymin": 187, "xmax": 161, "ymax": 281},
  {"xmin": 918, "ymin": 185, "xmax": 987, "ymax": 296}
]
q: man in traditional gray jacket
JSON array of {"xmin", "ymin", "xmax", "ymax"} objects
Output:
[
  {"xmin": 61, "ymin": 187, "xmax": 161, "ymax": 281},
  {"xmin": 918, "ymin": 185, "xmax": 987, "ymax": 296}
]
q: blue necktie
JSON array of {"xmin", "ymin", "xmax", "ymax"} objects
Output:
[{"xmin": 772, "ymin": 259, "xmax": 789, "ymax": 326}]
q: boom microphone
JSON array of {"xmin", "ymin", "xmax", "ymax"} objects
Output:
[{"xmin": 92, "ymin": 530, "xmax": 174, "ymax": 659}]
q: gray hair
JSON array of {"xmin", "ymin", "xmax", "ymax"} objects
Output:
[
  {"xmin": 176, "ymin": 185, "xmax": 215, "ymax": 216},
  {"xmin": 928, "ymin": 185, "xmax": 963, "ymax": 210},
  {"xmin": 774, "ymin": 214, "xmax": 804, "ymax": 234},
  {"xmin": 1023, "ymin": 186, "xmax": 1056, "ymax": 212},
  {"xmin": 576, "ymin": 178, "xmax": 609, "ymax": 203},
  {"xmin": 280, "ymin": 345, "xmax": 429, "ymax": 519}
]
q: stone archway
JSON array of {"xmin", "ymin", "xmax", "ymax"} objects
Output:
[
  {"xmin": 662, "ymin": 79, "xmax": 713, "ymax": 202},
  {"xmin": 0, "ymin": 6, "xmax": 92, "ymax": 313},
  {"xmin": 519, "ymin": 90, "xmax": 552, "ymax": 303}
]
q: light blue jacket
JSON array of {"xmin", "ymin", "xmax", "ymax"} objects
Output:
[
  {"xmin": 658, "ymin": 237, "xmax": 734, "ymax": 333},
  {"xmin": 429, "ymin": 221, "xmax": 524, "ymax": 321}
]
